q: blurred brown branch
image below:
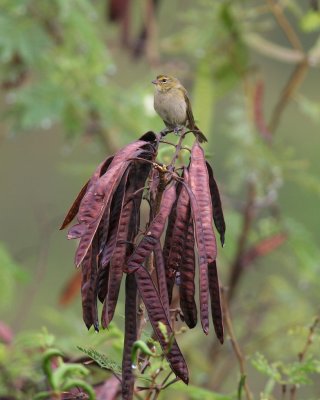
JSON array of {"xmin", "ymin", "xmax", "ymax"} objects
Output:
[
  {"xmin": 268, "ymin": 59, "xmax": 309, "ymax": 133},
  {"xmin": 266, "ymin": 0, "xmax": 303, "ymax": 52},
  {"xmin": 227, "ymin": 179, "xmax": 256, "ymax": 302},
  {"xmin": 221, "ymin": 287, "xmax": 253, "ymax": 400}
]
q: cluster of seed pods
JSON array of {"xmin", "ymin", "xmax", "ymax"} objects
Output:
[{"xmin": 61, "ymin": 131, "xmax": 226, "ymax": 399}]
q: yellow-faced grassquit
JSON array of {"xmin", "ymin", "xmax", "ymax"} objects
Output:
[{"xmin": 152, "ymin": 74, "xmax": 207, "ymax": 143}]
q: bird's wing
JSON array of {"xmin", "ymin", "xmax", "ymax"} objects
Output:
[
  {"xmin": 183, "ymin": 88, "xmax": 208, "ymax": 142},
  {"xmin": 183, "ymin": 90, "xmax": 196, "ymax": 130}
]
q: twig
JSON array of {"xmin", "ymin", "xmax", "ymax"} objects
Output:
[
  {"xmin": 290, "ymin": 316, "xmax": 319, "ymax": 399},
  {"xmin": 85, "ymin": 110, "xmax": 119, "ymax": 154},
  {"xmin": 142, "ymin": 0, "xmax": 159, "ymax": 66},
  {"xmin": 168, "ymin": 132, "xmax": 186, "ymax": 170},
  {"xmin": 260, "ymin": 1, "xmax": 310, "ymax": 134},
  {"xmin": 266, "ymin": 0, "xmax": 303, "ymax": 52},
  {"xmin": 281, "ymin": 384, "xmax": 287, "ymax": 399},
  {"xmin": 245, "ymin": 33, "xmax": 305, "ymax": 64},
  {"xmin": 227, "ymin": 179, "xmax": 256, "ymax": 302},
  {"xmin": 160, "ymin": 371, "xmax": 173, "ymax": 387},
  {"xmin": 160, "ymin": 376, "xmax": 179, "ymax": 390},
  {"xmin": 207, "ymin": 179, "xmax": 257, "ymax": 368},
  {"xmin": 268, "ymin": 60, "xmax": 309, "ymax": 133},
  {"xmin": 159, "ymin": 139, "xmax": 191, "ymax": 153},
  {"xmin": 221, "ymin": 287, "xmax": 253, "ymax": 400},
  {"xmin": 298, "ymin": 316, "xmax": 319, "ymax": 362}
]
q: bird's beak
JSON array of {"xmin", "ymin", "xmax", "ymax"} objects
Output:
[{"xmin": 152, "ymin": 79, "xmax": 158, "ymax": 85}]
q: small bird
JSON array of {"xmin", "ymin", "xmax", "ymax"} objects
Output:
[{"xmin": 152, "ymin": 74, "xmax": 207, "ymax": 143}]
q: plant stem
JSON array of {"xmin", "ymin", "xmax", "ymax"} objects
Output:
[
  {"xmin": 268, "ymin": 59, "xmax": 309, "ymax": 133},
  {"xmin": 266, "ymin": 0, "xmax": 303, "ymax": 52},
  {"xmin": 290, "ymin": 316, "xmax": 320, "ymax": 399},
  {"xmin": 221, "ymin": 287, "xmax": 253, "ymax": 400},
  {"xmin": 168, "ymin": 132, "xmax": 186, "ymax": 170},
  {"xmin": 227, "ymin": 179, "xmax": 256, "ymax": 302}
]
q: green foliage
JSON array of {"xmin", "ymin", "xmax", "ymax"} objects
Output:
[
  {"xmin": 34, "ymin": 347, "xmax": 95, "ymax": 400},
  {"xmin": 300, "ymin": 10, "xmax": 320, "ymax": 32},
  {"xmin": 0, "ymin": 242, "xmax": 27, "ymax": 311},
  {"xmin": 131, "ymin": 340, "xmax": 157, "ymax": 363},
  {"xmin": 170, "ymin": 381, "xmax": 233, "ymax": 400},
  {"xmin": 77, "ymin": 346, "xmax": 122, "ymax": 375},
  {"xmin": 252, "ymin": 352, "xmax": 320, "ymax": 386},
  {"xmin": 237, "ymin": 375, "xmax": 247, "ymax": 400},
  {"xmin": 0, "ymin": 328, "xmax": 55, "ymax": 398},
  {"xmin": 0, "ymin": 0, "xmax": 152, "ymax": 141}
]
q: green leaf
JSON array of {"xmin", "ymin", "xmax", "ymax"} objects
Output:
[
  {"xmin": 251, "ymin": 353, "xmax": 282, "ymax": 383},
  {"xmin": 172, "ymin": 381, "xmax": 233, "ymax": 400},
  {"xmin": 0, "ymin": 243, "xmax": 28, "ymax": 310},
  {"xmin": 300, "ymin": 11, "xmax": 320, "ymax": 32},
  {"xmin": 77, "ymin": 346, "xmax": 121, "ymax": 375},
  {"xmin": 158, "ymin": 321, "xmax": 169, "ymax": 343},
  {"xmin": 131, "ymin": 340, "xmax": 156, "ymax": 363},
  {"xmin": 237, "ymin": 375, "xmax": 246, "ymax": 400}
]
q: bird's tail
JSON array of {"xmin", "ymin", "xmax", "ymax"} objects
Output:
[{"xmin": 193, "ymin": 125, "xmax": 208, "ymax": 143}]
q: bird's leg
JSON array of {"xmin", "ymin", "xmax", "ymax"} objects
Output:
[
  {"xmin": 159, "ymin": 127, "xmax": 172, "ymax": 137},
  {"xmin": 173, "ymin": 125, "xmax": 185, "ymax": 136}
]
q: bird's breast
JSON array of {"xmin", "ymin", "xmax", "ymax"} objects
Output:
[{"xmin": 154, "ymin": 89, "xmax": 187, "ymax": 128}]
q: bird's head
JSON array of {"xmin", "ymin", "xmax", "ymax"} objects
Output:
[{"xmin": 152, "ymin": 74, "xmax": 180, "ymax": 92}]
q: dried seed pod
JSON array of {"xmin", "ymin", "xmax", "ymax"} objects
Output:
[
  {"xmin": 74, "ymin": 140, "xmax": 156, "ymax": 267},
  {"xmin": 166, "ymin": 176, "xmax": 190, "ymax": 304},
  {"xmin": 179, "ymin": 214, "xmax": 197, "ymax": 329},
  {"xmin": 100, "ymin": 169, "xmax": 130, "ymax": 268},
  {"xmin": 162, "ymin": 181, "xmax": 183, "ymax": 303},
  {"xmin": 97, "ymin": 262, "xmax": 110, "ymax": 303},
  {"xmin": 153, "ymin": 240, "xmax": 170, "ymax": 319},
  {"xmin": 122, "ymin": 274, "xmax": 137, "ymax": 400},
  {"xmin": 61, "ymin": 155, "xmax": 115, "ymax": 230},
  {"xmin": 208, "ymin": 261, "xmax": 224, "ymax": 344},
  {"xmin": 67, "ymin": 223, "xmax": 87, "ymax": 240},
  {"xmin": 74, "ymin": 163, "xmax": 130, "ymax": 267},
  {"xmin": 206, "ymin": 161, "xmax": 226, "ymax": 247},
  {"xmin": 180, "ymin": 171, "xmax": 209, "ymax": 334},
  {"xmin": 81, "ymin": 237, "xmax": 99, "ymax": 331},
  {"xmin": 134, "ymin": 264, "xmax": 189, "ymax": 383},
  {"xmin": 101, "ymin": 161, "xmax": 152, "ymax": 328},
  {"xmin": 60, "ymin": 180, "xmax": 90, "ymax": 230},
  {"xmin": 127, "ymin": 182, "xmax": 177, "ymax": 272},
  {"xmin": 189, "ymin": 142, "xmax": 217, "ymax": 262}
]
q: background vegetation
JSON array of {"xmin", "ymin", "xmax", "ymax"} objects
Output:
[{"xmin": 0, "ymin": 0, "xmax": 320, "ymax": 399}]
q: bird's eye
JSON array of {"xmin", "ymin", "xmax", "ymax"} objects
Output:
[{"xmin": 161, "ymin": 79, "xmax": 167, "ymax": 83}]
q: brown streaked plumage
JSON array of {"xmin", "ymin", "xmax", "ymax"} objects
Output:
[{"xmin": 152, "ymin": 74, "xmax": 207, "ymax": 143}]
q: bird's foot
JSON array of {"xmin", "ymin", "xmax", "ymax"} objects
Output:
[
  {"xmin": 159, "ymin": 128, "xmax": 172, "ymax": 137},
  {"xmin": 173, "ymin": 126, "xmax": 186, "ymax": 136}
]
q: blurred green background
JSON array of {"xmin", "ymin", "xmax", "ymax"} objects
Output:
[{"xmin": 0, "ymin": 0, "xmax": 320, "ymax": 399}]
